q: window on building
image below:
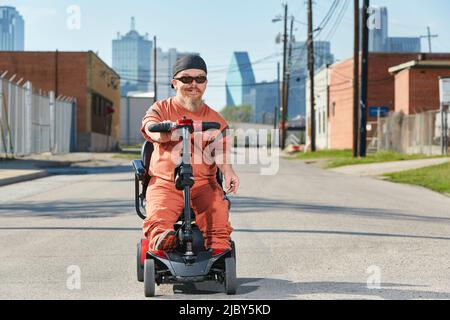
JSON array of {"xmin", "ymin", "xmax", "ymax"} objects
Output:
[
  {"xmin": 318, "ymin": 113, "xmax": 321, "ymax": 135},
  {"xmin": 323, "ymin": 111, "xmax": 326, "ymax": 133},
  {"xmin": 91, "ymin": 92, "xmax": 114, "ymax": 135}
]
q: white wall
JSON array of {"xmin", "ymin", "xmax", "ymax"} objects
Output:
[
  {"xmin": 306, "ymin": 66, "xmax": 330, "ymax": 150},
  {"xmin": 120, "ymin": 96, "xmax": 155, "ymax": 145}
]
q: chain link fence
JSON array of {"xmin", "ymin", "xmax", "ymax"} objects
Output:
[
  {"xmin": 375, "ymin": 110, "xmax": 450, "ymax": 155},
  {"xmin": 0, "ymin": 76, "xmax": 76, "ymax": 158}
]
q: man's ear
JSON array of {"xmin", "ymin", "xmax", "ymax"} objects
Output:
[{"xmin": 171, "ymin": 79, "xmax": 177, "ymax": 90}]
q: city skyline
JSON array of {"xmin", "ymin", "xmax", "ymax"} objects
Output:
[
  {"xmin": 0, "ymin": 5, "xmax": 24, "ymax": 50},
  {"xmin": 1, "ymin": 0, "xmax": 449, "ymax": 110},
  {"xmin": 112, "ymin": 17, "xmax": 152, "ymax": 96}
]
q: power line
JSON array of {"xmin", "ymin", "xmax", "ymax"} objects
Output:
[
  {"xmin": 323, "ymin": 0, "xmax": 350, "ymax": 42},
  {"xmin": 314, "ymin": 0, "xmax": 340, "ymax": 39}
]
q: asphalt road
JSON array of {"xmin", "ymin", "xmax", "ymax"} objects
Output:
[{"xmin": 1, "ymin": 150, "xmax": 450, "ymax": 300}]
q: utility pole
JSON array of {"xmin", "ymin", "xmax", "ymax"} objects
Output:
[
  {"xmin": 285, "ymin": 16, "xmax": 294, "ymax": 130},
  {"xmin": 55, "ymin": 50, "xmax": 59, "ymax": 98},
  {"xmin": 419, "ymin": 26, "xmax": 439, "ymax": 53},
  {"xmin": 153, "ymin": 36, "xmax": 158, "ymax": 102},
  {"xmin": 275, "ymin": 62, "xmax": 280, "ymax": 130},
  {"xmin": 360, "ymin": 0, "xmax": 370, "ymax": 157},
  {"xmin": 279, "ymin": 3, "xmax": 289, "ymax": 150},
  {"xmin": 308, "ymin": 0, "xmax": 316, "ymax": 152},
  {"xmin": 353, "ymin": 0, "xmax": 360, "ymax": 158}
]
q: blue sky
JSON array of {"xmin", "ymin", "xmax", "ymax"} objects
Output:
[{"xmin": 1, "ymin": 0, "xmax": 449, "ymax": 110}]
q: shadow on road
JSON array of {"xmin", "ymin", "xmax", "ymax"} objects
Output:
[
  {"xmin": 0, "ymin": 226, "xmax": 448, "ymax": 242},
  {"xmin": 47, "ymin": 165, "xmax": 132, "ymax": 175},
  {"xmin": 170, "ymin": 278, "xmax": 450, "ymax": 299},
  {"xmin": 233, "ymin": 228, "xmax": 450, "ymax": 241},
  {"xmin": 0, "ymin": 199, "xmax": 134, "ymax": 219},
  {"xmin": 0, "ymin": 226, "xmax": 140, "ymax": 231},
  {"xmin": 229, "ymin": 196, "xmax": 450, "ymax": 224},
  {"xmin": 0, "ymin": 158, "xmax": 72, "ymax": 169}
]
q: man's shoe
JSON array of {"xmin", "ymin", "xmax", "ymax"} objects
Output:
[{"xmin": 154, "ymin": 229, "xmax": 177, "ymax": 252}]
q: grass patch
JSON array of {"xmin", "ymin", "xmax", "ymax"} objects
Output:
[
  {"xmin": 291, "ymin": 149, "xmax": 353, "ymax": 160},
  {"xmin": 326, "ymin": 151, "xmax": 443, "ymax": 168},
  {"xmin": 120, "ymin": 144, "xmax": 142, "ymax": 149},
  {"xmin": 383, "ymin": 162, "xmax": 450, "ymax": 194},
  {"xmin": 113, "ymin": 152, "xmax": 140, "ymax": 160},
  {"xmin": 290, "ymin": 149, "xmax": 448, "ymax": 169}
]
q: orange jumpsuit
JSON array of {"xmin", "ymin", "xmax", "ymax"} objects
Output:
[{"xmin": 140, "ymin": 97, "xmax": 233, "ymax": 251}]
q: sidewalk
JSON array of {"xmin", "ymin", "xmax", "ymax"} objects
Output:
[
  {"xmin": 0, "ymin": 152, "xmax": 131, "ymax": 187},
  {"xmin": 329, "ymin": 157, "xmax": 450, "ymax": 177}
]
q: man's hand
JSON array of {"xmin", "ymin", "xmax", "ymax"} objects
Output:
[
  {"xmin": 145, "ymin": 121, "xmax": 174, "ymax": 143},
  {"xmin": 222, "ymin": 166, "xmax": 240, "ymax": 195}
]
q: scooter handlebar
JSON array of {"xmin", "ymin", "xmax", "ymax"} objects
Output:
[
  {"xmin": 147, "ymin": 122, "xmax": 175, "ymax": 133},
  {"xmin": 200, "ymin": 122, "xmax": 221, "ymax": 131},
  {"xmin": 148, "ymin": 121, "xmax": 220, "ymax": 133}
]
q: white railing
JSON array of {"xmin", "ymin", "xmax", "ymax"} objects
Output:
[
  {"xmin": 376, "ymin": 110, "xmax": 450, "ymax": 155},
  {"xmin": 0, "ymin": 75, "xmax": 75, "ymax": 157}
]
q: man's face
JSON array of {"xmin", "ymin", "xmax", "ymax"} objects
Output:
[{"xmin": 172, "ymin": 69, "xmax": 208, "ymax": 102}]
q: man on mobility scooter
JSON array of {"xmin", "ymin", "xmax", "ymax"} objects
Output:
[{"xmin": 133, "ymin": 55, "xmax": 240, "ymax": 297}]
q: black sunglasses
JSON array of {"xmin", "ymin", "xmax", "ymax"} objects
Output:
[{"xmin": 174, "ymin": 75, "xmax": 207, "ymax": 84}]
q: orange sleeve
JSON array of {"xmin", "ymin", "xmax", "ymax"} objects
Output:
[{"xmin": 141, "ymin": 103, "xmax": 172, "ymax": 143}]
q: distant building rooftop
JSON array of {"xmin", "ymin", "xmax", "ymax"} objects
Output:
[
  {"xmin": 126, "ymin": 91, "xmax": 155, "ymax": 98},
  {"xmin": 389, "ymin": 60, "xmax": 450, "ymax": 74}
]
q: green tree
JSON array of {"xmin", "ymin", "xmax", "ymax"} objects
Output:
[{"xmin": 220, "ymin": 104, "xmax": 253, "ymax": 123}]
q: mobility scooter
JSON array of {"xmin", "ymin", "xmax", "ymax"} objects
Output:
[{"xmin": 132, "ymin": 118, "xmax": 237, "ymax": 297}]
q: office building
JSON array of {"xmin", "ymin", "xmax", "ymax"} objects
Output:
[
  {"xmin": 113, "ymin": 17, "xmax": 152, "ymax": 96},
  {"xmin": 0, "ymin": 6, "xmax": 24, "ymax": 51}
]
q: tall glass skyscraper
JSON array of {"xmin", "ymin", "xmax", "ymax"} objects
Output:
[
  {"xmin": 289, "ymin": 41, "xmax": 334, "ymax": 118},
  {"xmin": 248, "ymin": 81, "xmax": 278, "ymax": 124},
  {"xmin": 225, "ymin": 52, "xmax": 256, "ymax": 107},
  {"xmin": 388, "ymin": 37, "xmax": 421, "ymax": 53},
  {"xmin": 150, "ymin": 48, "xmax": 199, "ymax": 100},
  {"xmin": 367, "ymin": 7, "xmax": 421, "ymax": 53},
  {"xmin": 0, "ymin": 6, "xmax": 24, "ymax": 51},
  {"xmin": 112, "ymin": 17, "xmax": 152, "ymax": 96},
  {"xmin": 368, "ymin": 6, "xmax": 389, "ymax": 52}
]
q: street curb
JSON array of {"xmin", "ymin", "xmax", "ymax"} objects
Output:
[{"xmin": 0, "ymin": 171, "xmax": 50, "ymax": 187}]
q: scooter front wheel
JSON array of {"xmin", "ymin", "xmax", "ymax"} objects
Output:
[
  {"xmin": 144, "ymin": 259, "xmax": 156, "ymax": 297},
  {"xmin": 224, "ymin": 257, "xmax": 237, "ymax": 295}
]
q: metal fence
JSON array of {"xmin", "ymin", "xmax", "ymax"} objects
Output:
[
  {"xmin": 0, "ymin": 76, "xmax": 75, "ymax": 158},
  {"xmin": 375, "ymin": 110, "xmax": 450, "ymax": 155}
]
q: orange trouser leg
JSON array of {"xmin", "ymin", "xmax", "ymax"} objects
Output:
[
  {"xmin": 143, "ymin": 177, "xmax": 233, "ymax": 251},
  {"xmin": 143, "ymin": 177, "xmax": 184, "ymax": 250},
  {"xmin": 191, "ymin": 179, "xmax": 234, "ymax": 251}
]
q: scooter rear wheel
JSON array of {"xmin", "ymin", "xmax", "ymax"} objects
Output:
[
  {"xmin": 137, "ymin": 242, "xmax": 144, "ymax": 282},
  {"xmin": 144, "ymin": 259, "xmax": 156, "ymax": 297},
  {"xmin": 224, "ymin": 257, "xmax": 237, "ymax": 295},
  {"xmin": 231, "ymin": 240, "xmax": 236, "ymax": 263}
]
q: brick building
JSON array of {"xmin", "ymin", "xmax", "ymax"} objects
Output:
[
  {"xmin": 389, "ymin": 60, "xmax": 450, "ymax": 114},
  {"xmin": 328, "ymin": 53, "xmax": 450, "ymax": 150},
  {"xmin": 0, "ymin": 51, "xmax": 121, "ymax": 151}
]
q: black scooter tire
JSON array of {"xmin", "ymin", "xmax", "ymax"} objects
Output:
[
  {"xmin": 224, "ymin": 257, "xmax": 237, "ymax": 295},
  {"xmin": 231, "ymin": 240, "xmax": 236, "ymax": 263},
  {"xmin": 144, "ymin": 259, "xmax": 156, "ymax": 297},
  {"xmin": 137, "ymin": 242, "xmax": 144, "ymax": 282}
]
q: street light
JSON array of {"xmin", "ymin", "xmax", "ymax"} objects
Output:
[{"xmin": 272, "ymin": 16, "xmax": 282, "ymax": 23}]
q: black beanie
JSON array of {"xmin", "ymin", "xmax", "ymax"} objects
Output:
[{"xmin": 172, "ymin": 55, "xmax": 208, "ymax": 78}]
